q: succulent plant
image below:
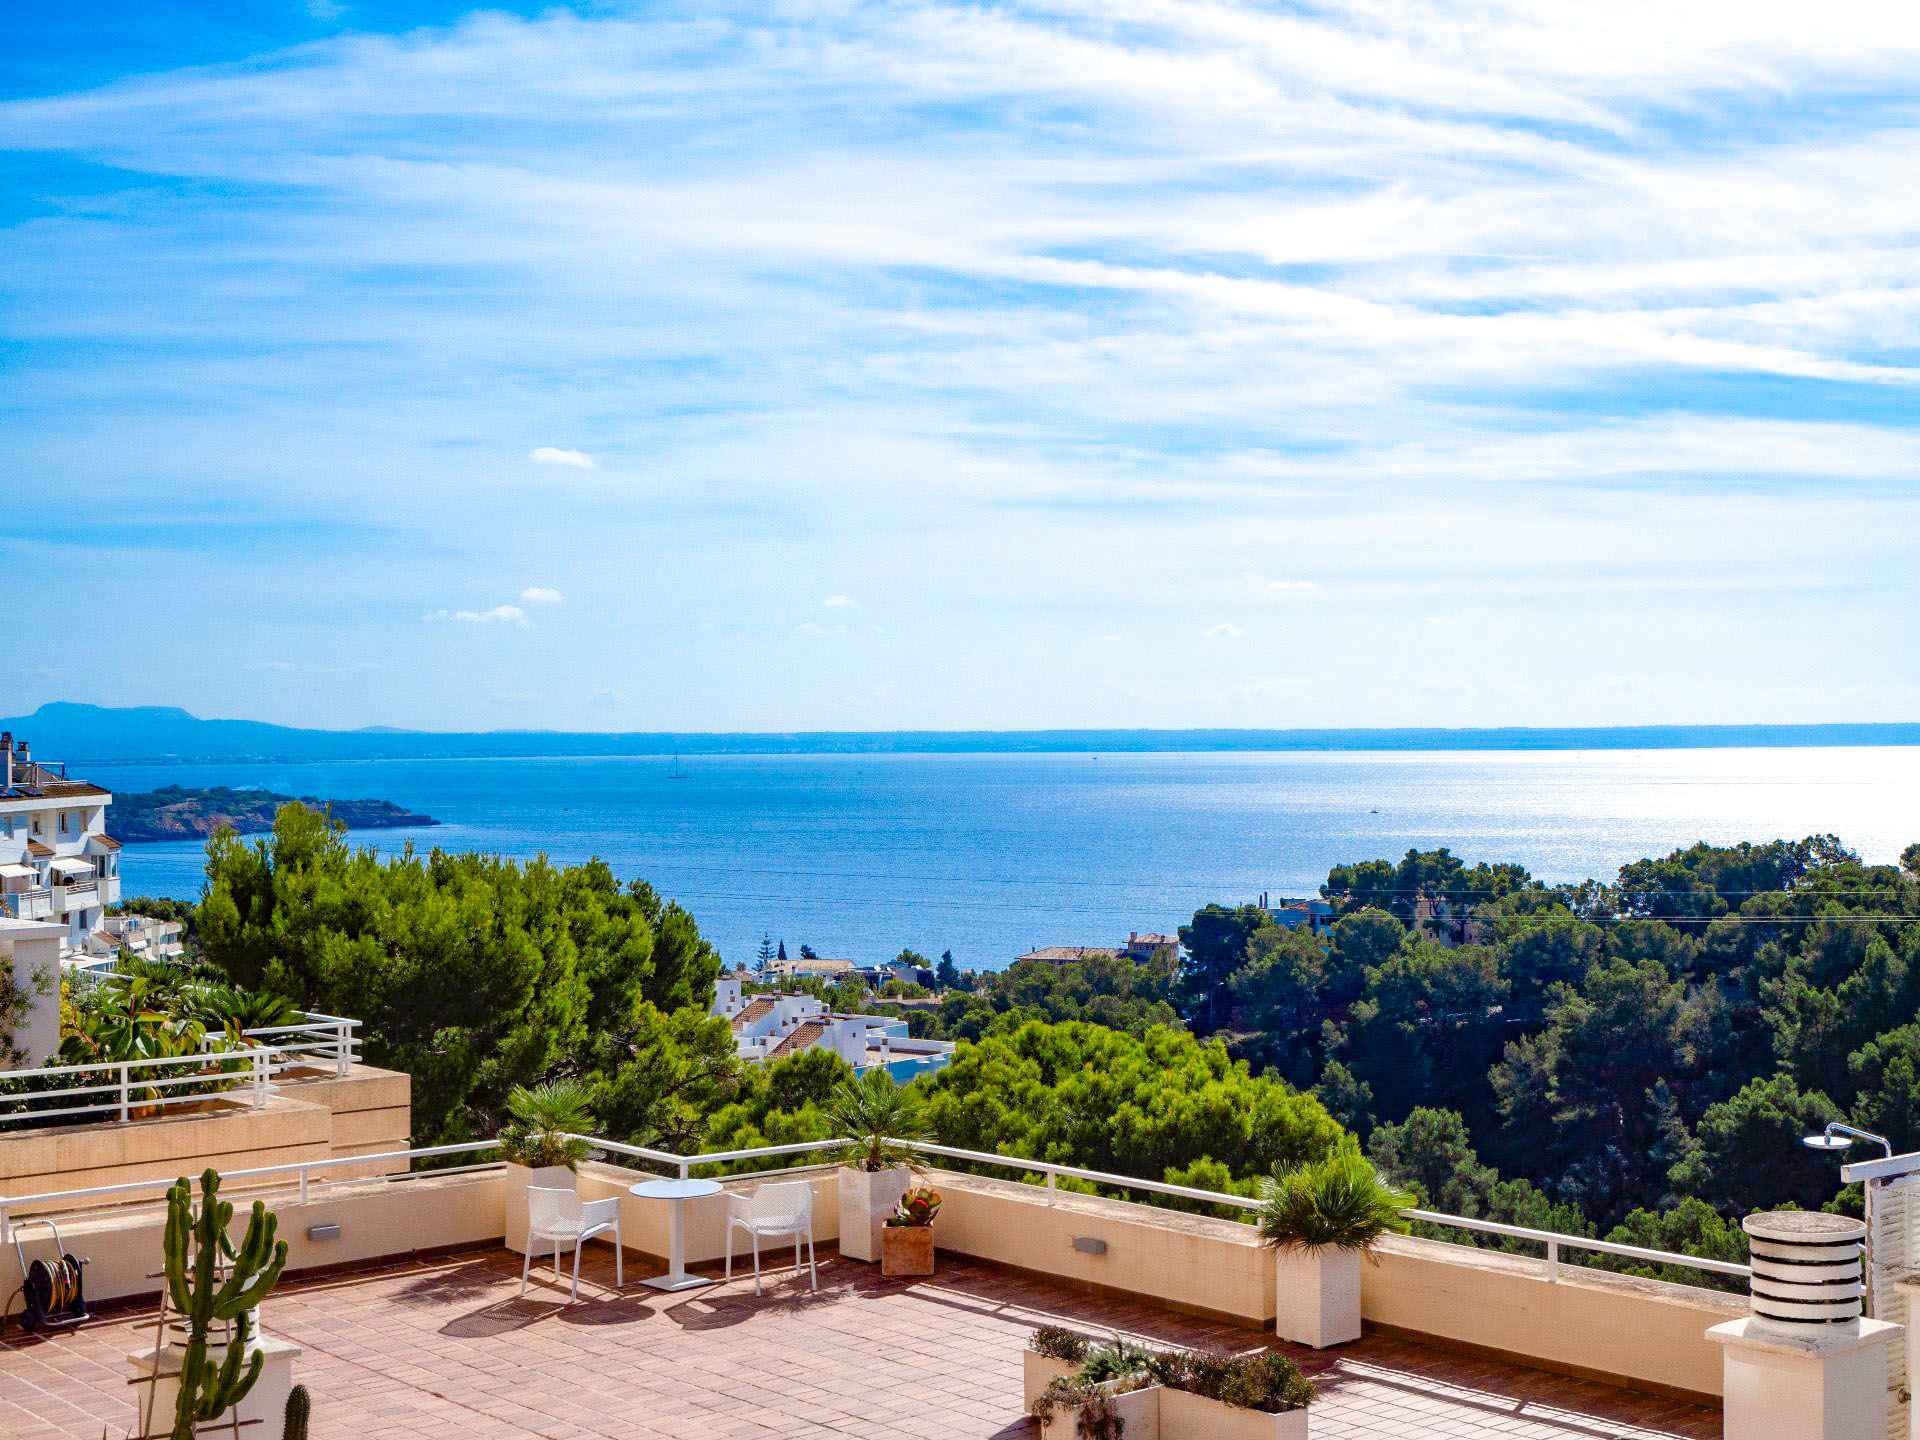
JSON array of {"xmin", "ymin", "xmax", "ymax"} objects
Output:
[
  {"xmin": 162, "ymin": 1168, "xmax": 288, "ymax": 1440},
  {"xmin": 281, "ymin": 1384, "xmax": 311, "ymax": 1440},
  {"xmin": 885, "ymin": 1186, "xmax": 941, "ymax": 1227}
]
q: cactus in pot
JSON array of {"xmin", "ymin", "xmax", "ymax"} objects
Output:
[{"xmin": 162, "ymin": 1167, "xmax": 289, "ymax": 1440}]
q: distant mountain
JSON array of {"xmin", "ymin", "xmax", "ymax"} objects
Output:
[{"xmin": 4, "ymin": 702, "xmax": 1920, "ymax": 767}]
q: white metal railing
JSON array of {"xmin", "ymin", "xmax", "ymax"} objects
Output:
[
  {"xmin": 0, "ymin": 1127, "xmax": 1750, "ymax": 1293},
  {"xmin": 0, "ymin": 1014, "xmax": 361, "ymax": 1128},
  {"xmin": 572, "ymin": 1134, "xmax": 1748, "ymax": 1288}
]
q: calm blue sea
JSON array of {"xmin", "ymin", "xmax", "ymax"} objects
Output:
[{"xmin": 95, "ymin": 747, "xmax": 1920, "ymax": 973}]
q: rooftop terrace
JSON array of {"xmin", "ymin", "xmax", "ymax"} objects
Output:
[{"xmin": 3, "ymin": 1245, "xmax": 1718, "ymax": 1440}]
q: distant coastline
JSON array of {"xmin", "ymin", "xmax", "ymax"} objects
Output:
[
  {"xmin": 112, "ymin": 785, "xmax": 437, "ymax": 843},
  {"xmin": 6, "ymin": 702, "xmax": 1920, "ymax": 767}
]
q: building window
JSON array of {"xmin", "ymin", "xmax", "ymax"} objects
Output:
[{"xmin": 58, "ymin": 812, "xmax": 69, "ymax": 835}]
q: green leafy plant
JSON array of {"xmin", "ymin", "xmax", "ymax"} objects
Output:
[
  {"xmin": 1077, "ymin": 1338, "xmax": 1155, "ymax": 1385},
  {"xmin": 1257, "ymin": 1150, "xmax": 1413, "ymax": 1253},
  {"xmin": 826, "ymin": 1068, "xmax": 926, "ymax": 1171},
  {"xmin": 162, "ymin": 1168, "xmax": 289, "ymax": 1440},
  {"xmin": 499, "ymin": 1080, "xmax": 596, "ymax": 1169},
  {"xmin": 1146, "ymin": 1347, "xmax": 1314, "ymax": 1413},
  {"xmin": 282, "ymin": 1383, "xmax": 311, "ymax": 1440},
  {"xmin": 1030, "ymin": 1375, "xmax": 1145, "ymax": 1440},
  {"xmin": 1029, "ymin": 1325, "xmax": 1090, "ymax": 1363},
  {"xmin": 885, "ymin": 1186, "xmax": 942, "ymax": 1227}
]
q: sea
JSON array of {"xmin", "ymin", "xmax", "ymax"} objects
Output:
[{"xmin": 98, "ymin": 746, "xmax": 1920, "ymax": 973}]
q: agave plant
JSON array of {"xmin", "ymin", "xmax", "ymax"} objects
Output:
[
  {"xmin": 1256, "ymin": 1150, "xmax": 1414, "ymax": 1254},
  {"xmin": 826, "ymin": 1068, "xmax": 927, "ymax": 1172},
  {"xmin": 498, "ymin": 1079, "xmax": 595, "ymax": 1169}
]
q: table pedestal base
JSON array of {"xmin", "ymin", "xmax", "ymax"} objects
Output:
[{"xmin": 642, "ymin": 1272, "xmax": 714, "ymax": 1292}]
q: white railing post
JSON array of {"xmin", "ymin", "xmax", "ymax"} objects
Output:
[
  {"xmin": 1046, "ymin": 1171, "xmax": 1057, "ymax": 1207},
  {"xmin": 1546, "ymin": 1238, "xmax": 1559, "ymax": 1281},
  {"xmin": 336, "ymin": 1020, "xmax": 351, "ymax": 1076},
  {"xmin": 252, "ymin": 1048, "xmax": 268, "ymax": 1108},
  {"xmin": 118, "ymin": 1063, "xmax": 130, "ymax": 1123},
  {"xmin": 299, "ymin": 1166, "xmax": 310, "ymax": 1205}
]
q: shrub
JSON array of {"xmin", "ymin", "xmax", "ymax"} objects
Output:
[
  {"xmin": 1029, "ymin": 1325, "xmax": 1090, "ymax": 1363},
  {"xmin": 1258, "ymin": 1150, "xmax": 1413, "ymax": 1252},
  {"xmin": 1148, "ymin": 1347, "xmax": 1314, "ymax": 1413}
]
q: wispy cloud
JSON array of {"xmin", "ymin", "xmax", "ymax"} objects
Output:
[
  {"xmin": 1206, "ymin": 622, "xmax": 1244, "ymax": 638},
  {"xmin": 431, "ymin": 604, "xmax": 527, "ymax": 626},
  {"xmin": 520, "ymin": 587, "xmax": 564, "ymax": 604},
  {"xmin": 6, "ymin": 4, "xmax": 1920, "ymax": 727}
]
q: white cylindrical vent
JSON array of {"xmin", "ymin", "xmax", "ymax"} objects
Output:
[{"xmin": 1743, "ymin": 1210, "xmax": 1865, "ymax": 1328}]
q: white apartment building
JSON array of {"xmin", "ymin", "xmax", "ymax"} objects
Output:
[
  {"xmin": 0, "ymin": 732, "xmax": 121, "ymax": 953},
  {"xmin": 712, "ymin": 978, "xmax": 955, "ymax": 1083}
]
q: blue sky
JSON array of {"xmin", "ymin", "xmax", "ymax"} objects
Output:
[{"xmin": 4, "ymin": 1, "xmax": 1919, "ymax": 733}]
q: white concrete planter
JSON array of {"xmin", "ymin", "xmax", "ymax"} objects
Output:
[
  {"xmin": 503, "ymin": 1162, "xmax": 577, "ymax": 1254},
  {"xmin": 129, "ymin": 1332, "xmax": 301, "ymax": 1438},
  {"xmin": 1273, "ymin": 1243, "xmax": 1362, "ymax": 1348},
  {"xmin": 1159, "ymin": 1386, "xmax": 1307, "ymax": 1440},
  {"xmin": 1038, "ymin": 1380, "xmax": 1161, "ymax": 1440},
  {"xmin": 838, "ymin": 1165, "xmax": 909, "ymax": 1263},
  {"xmin": 1023, "ymin": 1350, "xmax": 1079, "ymax": 1410}
]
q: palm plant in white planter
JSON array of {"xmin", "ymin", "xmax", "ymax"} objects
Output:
[
  {"xmin": 499, "ymin": 1079, "xmax": 595, "ymax": 1254},
  {"xmin": 1258, "ymin": 1150, "xmax": 1412, "ymax": 1348},
  {"xmin": 828, "ymin": 1069, "xmax": 926, "ymax": 1263}
]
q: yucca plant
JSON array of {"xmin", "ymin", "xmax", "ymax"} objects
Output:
[
  {"xmin": 498, "ymin": 1079, "xmax": 595, "ymax": 1169},
  {"xmin": 826, "ymin": 1068, "xmax": 926, "ymax": 1171},
  {"xmin": 1256, "ymin": 1151, "xmax": 1414, "ymax": 1254}
]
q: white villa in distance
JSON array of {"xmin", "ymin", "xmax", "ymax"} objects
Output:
[
  {"xmin": 711, "ymin": 973, "xmax": 955, "ymax": 1083},
  {"xmin": 0, "ymin": 731, "xmax": 121, "ymax": 952}
]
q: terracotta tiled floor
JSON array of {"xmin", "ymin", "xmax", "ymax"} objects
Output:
[{"xmin": 0, "ymin": 1247, "xmax": 1720, "ymax": 1439}]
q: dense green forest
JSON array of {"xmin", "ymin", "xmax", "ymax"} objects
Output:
[{"xmin": 185, "ymin": 803, "xmax": 1920, "ymax": 1278}]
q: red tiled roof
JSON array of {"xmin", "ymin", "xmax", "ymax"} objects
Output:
[
  {"xmin": 731, "ymin": 997, "xmax": 775, "ymax": 1031},
  {"xmin": 25, "ymin": 840, "xmax": 53, "ymax": 858},
  {"xmin": 88, "ymin": 834, "xmax": 123, "ymax": 851},
  {"xmin": 767, "ymin": 1020, "xmax": 826, "ymax": 1060}
]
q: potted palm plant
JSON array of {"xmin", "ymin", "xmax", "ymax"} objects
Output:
[
  {"xmin": 499, "ymin": 1079, "xmax": 594, "ymax": 1254},
  {"xmin": 828, "ymin": 1069, "xmax": 926, "ymax": 1263},
  {"xmin": 880, "ymin": 1185, "xmax": 940, "ymax": 1276},
  {"xmin": 1258, "ymin": 1150, "xmax": 1411, "ymax": 1348}
]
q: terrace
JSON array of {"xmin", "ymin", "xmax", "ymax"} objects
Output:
[
  {"xmin": 3, "ymin": 1244, "xmax": 1718, "ymax": 1440},
  {"xmin": 0, "ymin": 1137, "xmax": 1746, "ymax": 1440}
]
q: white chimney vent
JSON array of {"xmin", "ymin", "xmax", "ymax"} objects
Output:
[{"xmin": 1743, "ymin": 1210, "xmax": 1864, "ymax": 1329}]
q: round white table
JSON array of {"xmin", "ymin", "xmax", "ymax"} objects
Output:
[{"xmin": 629, "ymin": 1177, "xmax": 723, "ymax": 1292}]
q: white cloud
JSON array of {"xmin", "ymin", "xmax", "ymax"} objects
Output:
[
  {"xmin": 1206, "ymin": 622, "xmax": 1244, "ymax": 638},
  {"xmin": 430, "ymin": 604, "xmax": 528, "ymax": 626},
  {"xmin": 520, "ymin": 586, "xmax": 564, "ymax": 604},
  {"xmin": 795, "ymin": 621, "xmax": 826, "ymax": 635},
  {"xmin": 529, "ymin": 447, "xmax": 594, "ymax": 469},
  {"xmin": 822, "ymin": 594, "xmax": 856, "ymax": 607}
]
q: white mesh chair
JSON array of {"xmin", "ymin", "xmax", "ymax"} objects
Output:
[
  {"xmin": 521, "ymin": 1185, "xmax": 624, "ymax": 1300},
  {"xmin": 725, "ymin": 1180, "xmax": 817, "ymax": 1295}
]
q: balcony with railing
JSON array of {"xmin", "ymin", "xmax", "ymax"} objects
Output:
[
  {"xmin": 0, "ymin": 886, "xmax": 53, "ymax": 921},
  {"xmin": 0, "ymin": 1127, "xmax": 1755, "ymax": 1440}
]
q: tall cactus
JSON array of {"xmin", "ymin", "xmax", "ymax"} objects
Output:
[
  {"xmin": 162, "ymin": 1168, "xmax": 288, "ymax": 1440},
  {"xmin": 281, "ymin": 1384, "xmax": 310, "ymax": 1440}
]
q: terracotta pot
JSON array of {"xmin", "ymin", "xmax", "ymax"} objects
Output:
[{"xmin": 881, "ymin": 1223, "xmax": 935, "ymax": 1277}]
